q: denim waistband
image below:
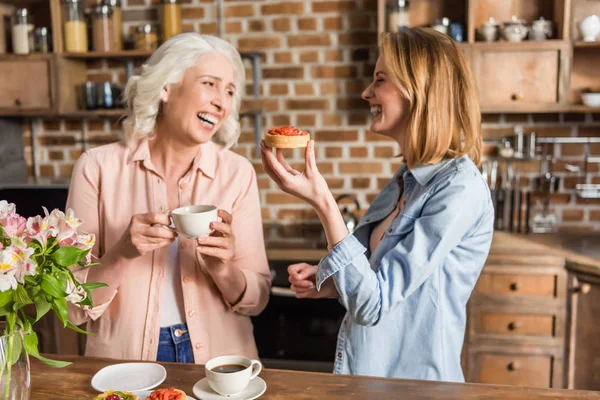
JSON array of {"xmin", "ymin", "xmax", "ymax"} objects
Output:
[{"xmin": 159, "ymin": 322, "xmax": 190, "ymax": 345}]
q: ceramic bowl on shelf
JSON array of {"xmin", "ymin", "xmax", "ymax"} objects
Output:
[{"xmin": 581, "ymin": 92, "xmax": 600, "ymax": 108}]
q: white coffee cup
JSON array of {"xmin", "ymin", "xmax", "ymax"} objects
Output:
[
  {"xmin": 205, "ymin": 355, "xmax": 262, "ymax": 397},
  {"xmin": 160, "ymin": 205, "xmax": 218, "ymax": 239}
]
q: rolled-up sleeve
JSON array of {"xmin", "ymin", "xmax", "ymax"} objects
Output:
[
  {"xmin": 316, "ymin": 169, "xmax": 491, "ymax": 327},
  {"xmin": 66, "ymin": 151, "xmax": 118, "ymax": 325},
  {"xmin": 225, "ymin": 167, "xmax": 271, "ymax": 315}
]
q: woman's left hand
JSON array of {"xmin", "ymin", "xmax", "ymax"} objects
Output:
[
  {"xmin": 196, "ymin": 209, "xmax": 235, "ymax": 266},
  {"xmin": 260, "ymin": 140, "xmax": 330, "ymax": 208}
]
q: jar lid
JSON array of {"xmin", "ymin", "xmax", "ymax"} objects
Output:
[
  {"xmin": 101, "ymin": 0, "xmax": 121, "ymax": 7},
  {"xmin": 14, "ymin": 8, "xmax": 29, "ymax": 17},
  {"xmin": 34, "ymin": 27, "xmax": 48, "ymax": 35},
  {"xmin": 136, "ymin": 23, "xmax": 156, "ymax": 33},
  {"xmin": 62, "ymin": 0, "xmax": 83, "ymax": 4},
  {"xmin": 93, "ymin": 4, "xmax": 113, "ymax": 16},
  {"xmin": 161, "ymin": 0, "xmax": 179, "ymax": 4}
]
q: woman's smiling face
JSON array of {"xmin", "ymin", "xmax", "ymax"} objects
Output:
[
  {"xmin": 361, "ymin": 56, "xmax": 410, "ymax": 144},
  {"xmin": 160, "ymin": 53, "xmax": 236, "ymax": 145}
]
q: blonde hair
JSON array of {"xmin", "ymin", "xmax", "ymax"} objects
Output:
[
  {"xmin": 380, "ymin": 28, "xmax": 482, "ymax": 167},
  {"xmin": 123, "ymin": 33, "xmax": 245, "ymax": 149}
]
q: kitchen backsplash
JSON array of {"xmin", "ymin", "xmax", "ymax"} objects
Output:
[{"xmin": 18, "ymin": 0, "xmax": 600, "ymax": 247}]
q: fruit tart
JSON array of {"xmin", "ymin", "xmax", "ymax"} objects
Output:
[{"xmin": 265, "ymin": 125, "xmax": 310, "ymax": 148}]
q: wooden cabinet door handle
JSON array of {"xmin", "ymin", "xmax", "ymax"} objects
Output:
[
  {"xmin": 509, "ymin": 282, "xmax": 520, "ymax": 292},
  {"xmin": 14, "ymin": 98, "xmax": 22, "ymax": 107},
  {"xmin": 571, "ymin": 283, "xmax": 591, "ymax": 295},
  {"xmin": 511, "ymin": 93, "xmax": 523, "ymax": 101},
  {"xmin": 507, "ymin": 321, "xmax": 521, "ymax": 331},
  {"xmin": 507, "ymin": 361, "xmax": 519, "ymax": 371}
]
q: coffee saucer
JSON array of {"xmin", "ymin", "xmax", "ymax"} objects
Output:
[{"xmin": 192, "ymin": 377, "xmax": 266, "ymax": 400}]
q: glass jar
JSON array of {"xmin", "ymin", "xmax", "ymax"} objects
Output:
[
  {"xmin": 34, "ymin": 27, "xmax": 50, "ymax": 53},
  {"xmin": 387, "ymin": 0, "xmax": 410, "ymax": 32},
  {"xmin": 160, "ymin": 0, "xmax": 181, "ymax": 42},
  {"xmin": 135, "ymin": 24, "xmax": 158, "ymax": 50},
  {"xmin": 12, "ymin": 8, "xmax": 34, "ymax": 54},
  {"xmin": 102, "ymin": 0, "xmax": 122, "ymax": 50},
  {"xmin": 92, "ymin": 4, "xmax": 114, "ymax": 52},
  {"xmin": 62, "ymin": 0, "xmax": 87, "ymax": 53}
]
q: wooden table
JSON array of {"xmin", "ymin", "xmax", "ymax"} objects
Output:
[{"xmin": 31, "ymin": 355, "xmax": 600, "ymax": 399}]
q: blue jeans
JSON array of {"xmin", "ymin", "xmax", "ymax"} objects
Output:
[{"xmin": 156, "ymin": 323, "xmax": 195, "ymax": 364}]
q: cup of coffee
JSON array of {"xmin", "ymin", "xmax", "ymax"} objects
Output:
[
  {"xmin": 205, "ymin": 355, "xmax": 262, "ymax": 397},
  {"xmin": 160, "ymin": 205, "xmax": 218, "ymax": 239}
]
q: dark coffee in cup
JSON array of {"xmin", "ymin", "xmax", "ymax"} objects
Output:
[{"xmin": 211, "ymin": 364, "xmax": 246, "ymax": 374}]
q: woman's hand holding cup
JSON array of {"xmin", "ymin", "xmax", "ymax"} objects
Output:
[
  {"xmin": 119, "ymin": 212, "xmax": 177, "ymax": 259},
  {"xmin": 196, "ymin": 209, "xmax": 236, "ymax": 266}
]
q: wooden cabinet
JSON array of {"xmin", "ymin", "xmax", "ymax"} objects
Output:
[
  {"xmin": 565, "ymin": 270, "xmax": 600, "ymax": 390},
  {"xmin": 375, "ymin": 0, "xmax": 597, "ymax": 113},
  {"xmin": 0, "ymin": 54, "xmax": 86, "ymax": 115},
  {"xmin": 0, "ymin": 58, "xmax": 52, "ymax": 110},
  {"xmin": 464, "ymin": 256, "xmax": 568, "ymax": 388},
  {"xmin": 477, "ymin": 353, "xmax": 552, "ymax": 387},
  {"xmin": 471, "ymin": 43, "xmax": 570, "ymax": 112}
]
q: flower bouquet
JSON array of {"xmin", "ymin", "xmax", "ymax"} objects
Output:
[{"xmin": 0, "ymin": 200, "xmax": 105, "ymax": 399}]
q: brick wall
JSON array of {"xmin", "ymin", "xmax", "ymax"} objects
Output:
[{"xmin": 20, "ymin": 0, "xmax": 600, "ymax": 248}]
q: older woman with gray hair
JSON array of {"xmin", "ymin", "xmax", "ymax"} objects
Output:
[{"xmin": 66, "ymin": 33, "xmax": 271, "ymax": 364}]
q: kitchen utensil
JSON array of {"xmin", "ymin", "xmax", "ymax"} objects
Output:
[
  {"xmin": 77, "ymin": 81, "xmax": 98, "ymax": 110},
  {"xmin": 579, "ymin": 15, "xmax": 600, "ymax": 42},
  {"xmin": 524, "ymin": 191, "xmax": 531, "ymax": 234},
  {"xmin": 534, "ymin": 173, "xmax": 560, "ymax": 193},
  {"xmin": 516, "ymin": 189, "xmax": 523, "ymax": 233},
  {"xmin": 530, "ymin": 17, "xmax": 553, "ymax": 40},
  {"xmin": 581, "ymin": 92, "xmax": 600, "ymax": 108},
  {"xmin": 97, "ymin": 81, "xmax": 115, "ymax": 108},
  {"xmin": 449, "ymin": 23, "xmax": 464, "ymax": 42},
  {"xmin": 477, "ymin": 17, "xmax": 499, "ymax": 42},
  {"xmin": 335, "ymin": 194, "xmax": 361, "ymax": 233}
]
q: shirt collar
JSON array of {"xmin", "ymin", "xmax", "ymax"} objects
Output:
[
  {"xmin": 127, "ymin": 139, "xmax": 217, "ymax": 179},
  {"xmin": 401, "ymin": 158, "xmax": 455, "ymax": 187}
]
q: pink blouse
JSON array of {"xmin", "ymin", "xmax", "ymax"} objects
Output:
[{"xmin": 66, "ymin": 139, "xmax": 271, "ymax": 363}]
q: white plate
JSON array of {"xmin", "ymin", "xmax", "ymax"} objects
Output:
[
  {"xmin": 192, "ymin": 377, "xmax": 266, "ymax": 400},
  {"xmin": 91, "ymin": 363, "xmax": 167, "ymax": 392},
  {"xmin": 133, "ymin": 390, "xmax": 196, "ymax": 400}
]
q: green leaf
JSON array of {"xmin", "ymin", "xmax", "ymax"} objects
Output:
[
  {"xmin": 0, "ymin": 291, "xmax": 14, "ymax": 308},
  {"xmin": 9, "ymin": 333, "xmax": 23, "ymax": 365},
  {"xmin": 30, "ymin": 353, "xmax": 71, "ymax": 368},
  {"xmin": 52, "ymin": 297, "xmax": 69, "ymax": 327},
  {"xmin": 33, "ymin": 295, "xmax": 52, "ymax": 323},
  {"xmin": 50, "ymin": 246, "xmax": 87, "ymax": 267},
  {"xmin": 22, "ymin": 331, "xmax": 71, "ymax": 368},
  {"xmin": 41, "ymin": 274, "xmax": 66, "ymax": 298},
  {"xmin": 0, "ymin": 305, "xmax": 14, "ymax": 317},
  {"xmin": 66, "ymin": 321, "xmax": 95, "ymax": 336},
  {"xmin": 80, "ymin": 282, "xmax": 108, "ymax": 291},
  {"xmin": 22, "ymin": 331, "xmax": 39, "ymax": 356},
  {"xmin": 13, "ymin": 285, "xmax": 32, "ymax": 306}
]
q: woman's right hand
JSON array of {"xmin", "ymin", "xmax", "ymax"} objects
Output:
[
  {"xmin": 288, "ymin": 263, "xmax": 339, "ymax": 299},
  {"xmin": 117, "ymin": 212, "xmax": 177, "ymax": 259}
]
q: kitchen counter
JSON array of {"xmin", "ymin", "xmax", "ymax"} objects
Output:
[
  {"xmin": 266, "ymin": 231, "xmax": 600, "ymax": 277},
  {"xmin": 31, "ymin": 355, "xmax": 600, "ymax": 399}
]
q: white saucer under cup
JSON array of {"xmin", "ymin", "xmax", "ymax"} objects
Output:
[{"xmin": 192, "ymin": 376, "xmax": 266, "ymax": 400}]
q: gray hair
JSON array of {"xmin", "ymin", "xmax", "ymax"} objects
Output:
[{"xmin": 123, "ymin": 33, "xmax": 245, "ymax": 149}]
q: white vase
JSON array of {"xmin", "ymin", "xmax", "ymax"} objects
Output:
[{"xmin": 0, "ymin": 333, "xmax": 30, "ymax": 400}]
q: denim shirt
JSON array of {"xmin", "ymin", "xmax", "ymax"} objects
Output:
[{"xmin": 316, "ymin": 155, "xmax": 494, "ymax": 381}]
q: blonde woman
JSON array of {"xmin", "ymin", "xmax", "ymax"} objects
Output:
[
  {"xmin": 261, "ymin": 28, "xmax": 494, "ymax": 380},
  {"xmin": 67, "ymin": 33, "xmax": 271, "ymax": 364}
]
